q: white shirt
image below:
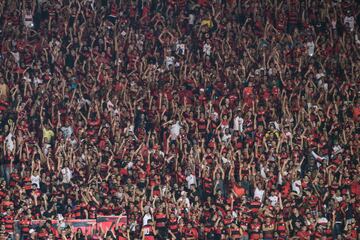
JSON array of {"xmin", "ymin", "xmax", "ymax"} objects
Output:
[
  {"xmin": 307, "ymin": 41, "xmax": 315, "ymax": 56},
  {"xmin": 31, "ymin": 175, "xmax": 40, "ymax": 188},
  {"xmin": 79, "ymin": 97, "xmax": 91, "ymax": 107},
  {"xmin": 34, "ymin": 76, "xmax": 43, "ymax": 85},
  {"xmin": 165, "ymin": 56, "xmax": 175, "ymax": 68},
  {"xmin": 23, "ymin": 75, "xmax": 32, "ymax": 83},
  {"xmin": 61, "ymin": 126, "xmax": 73, "ymax": 138},
  {"xmin": 355, "ymin": 33, "xmax": 360, "ymax": 45},
  {"xmin": 178, "ymin": 196, "xmax": 190, "ymax": 208},
  {"xmin": 176, "ymin": 42, "xmax": 185, "ymax": 55},
  {"xmin": 189, "ymin": 14, "xmax": 195, "ymax": 25},
  {"xmin": 316, "ymin": 72, "xmax": 325, "ymax": 80},
  {"xmin": 221, "ymin": 156, "xmax": 230, "ymax": 164},
  {"xmin": 186, "ymin": 174, "xmax": 196, "ymax": 189},
  {"xmin": 137, "ymin": 39, "xmax": 144, "ymax": 51},
  {"xmin": 24, "ymin": 12, "xmax": 33, "ymax": 28},
  {"xmin": 210, "ymin": 111, "xmax": 219, "ymax": 122},
  {"xmin": 107, "ymin": 100, "xmax": 114, "ymax": 109},
  {"xmin": 221, "ymin": 133, "xmax": 231, "ymax": 142},
  {"xmin": 142, "ymin": 213, "xmax": 152, "ymax": 226},
  {"xmin": 10, "ymin": 51, "xmax": 20, "ymax": 64},
  {"xmin": 233, "ymin": 116, "xmax": 244, "ymax": 132},
  {"xmin": 125, "ymin": 125, "xmax": 134, "ymax": 135},
  {"xmin": 344, "ymin": 16, "xmax": 355, "ymax": 31},
  {"xmin": 333, "ymin": 145, "xmax": 343, "ymax": 155},
  {"xmin": 5, "ymin": 133, "xmax": 14, "ymax": 152},
  {"xmin": 292, "ymin": 180, "xmax": 302, "ymax": 195},
  {"xmin": 268, "ymin": 153, "xmax": 276, "ymax": 162},
  {"xmin": 69, "ymin": 138, "xmax": 77, "ymax": 146},
  {"xmin": 254, "ymin": 188, "xmax": 265, "ymax": 201},
  {"xmin": 220, "ymin": 122, "xmax": 229, "ymax": 132},
  {"xmin": 203, "ymin": 43, "xmax": 211, "ymax": 56},
  {"xmin": 43, "ymin": 143, "xmax": 51, "ymax": 156},
  {"xmin": 260, "ymin": 165, "xmax": 267, "ymax": 179},
  {"xmin": 170, "ymin": 121, "xmax": 181, "ymax": 140},
  {"xmin": 268, "ymin": 195, "xmax": 278, "ymax": 206},
  {"xmin": 61, "ymin": 167, "xmax": 72, "ymax": 184},
  {"xmin": 334, "ymin": 195, "xmax": 343, "ymax": 202}
]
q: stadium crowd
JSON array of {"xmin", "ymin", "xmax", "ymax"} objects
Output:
[{"xmin": 0, "ymin": 0, "xmax": 359, "ymax": 239}]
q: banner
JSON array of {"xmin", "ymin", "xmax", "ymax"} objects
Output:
[
  {"xmin": 15, "ymin": 216, "xmax": 127, "ymax": 236},
  {"xmin": 97, "ymin": 215, "xmax": 127, "ymax": 233},
  {"xmin": 67, "ymin": 219, "xmax": 96, "ymax": 235}
]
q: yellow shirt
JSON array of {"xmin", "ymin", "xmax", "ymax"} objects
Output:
[
  {"xmin": 43, "ymin": 128, "xmax": 54, "ymax": 141},
  {"xmin": 201, "ymin": 19, "xmax": 213, "ymax": 28}
]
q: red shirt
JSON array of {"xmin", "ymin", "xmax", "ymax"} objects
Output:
[{"xmin": 296, "ymin": 230, "xmax": 311, "ymax": 240}]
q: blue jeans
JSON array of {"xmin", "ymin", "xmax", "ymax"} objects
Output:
[{"xmin": 333, "ymin": 222, "xmax": 343, "ymax": 238}]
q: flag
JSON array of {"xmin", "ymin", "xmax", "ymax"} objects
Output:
[{"xmin": 97, "ymin": 216, "xmax": 127, "ymax": 232}]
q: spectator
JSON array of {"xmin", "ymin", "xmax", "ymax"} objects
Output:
[{"xmin": 0, "ymin": 0, "xmax": 359, "ymax": 239}]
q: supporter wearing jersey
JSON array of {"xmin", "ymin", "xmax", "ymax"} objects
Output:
[
  {"xmin": 2, "ymin": 209, "xmax": 15, "ymax": 235},
  {"xmin": 249, "ymin": 218, "xmax": 262, "ymax": 240},
  {"xmin": 262, "ymin": 217, "xmax": 275, "ymax": 240},
  {"xmin": 19, "ymin": 215, "xmax": 31, "ymax": 238},
  {"xmin": 141, "ymin": 220, "xmax": 156, "ymax": 240},
  {"xmin": 168, "ymin": 212, "xmax": 179, "ymax": 236},
  {"xmin": 154, "ymin": 207, "xmax": 167, "ymax": 239}
]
